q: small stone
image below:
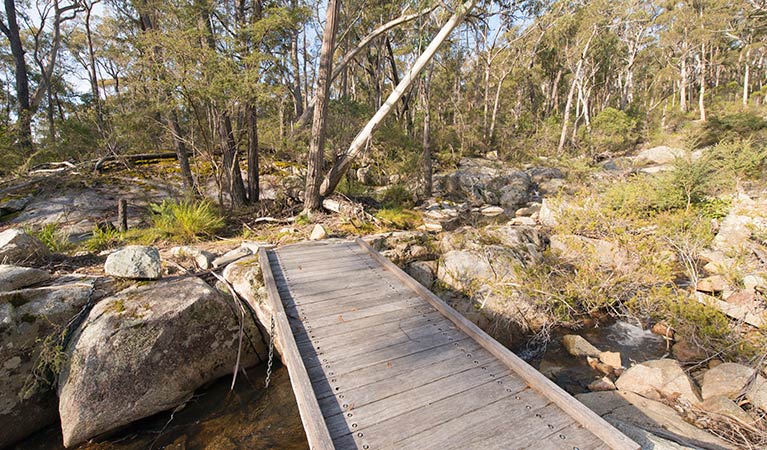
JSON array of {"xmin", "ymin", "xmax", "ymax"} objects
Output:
[
  {"xmin": 309, "ymin": 224, "xmax": 328, "ymax": 241},
  {"xmin": 726, "ymin": 290, "xmax": 756, "ymax": 306},
  {"xmin": 406, "ymin": 261, "xmax": 435, "ymax": 289},
  {"xmin": 480, "ymin": 206, "xmax": 505, "ymax": 217},
  {"xmin": 700, "ymin": 395, "xmax": 755, "ymax": 424},
  {"xmin": 418, "ymin": 222, "xmax": 443, "ymax": 233},
  {"xmin": 599, "ymin": 351, "xmax": 623, "ymax": 369},
  {"xmin": 696, "ymin": 275, "xmax": 728, "ymax": 293},
  {"xmin": 510, "ymin": 217, "xmax": 536, "ymax": 226},
  {"xmin": 485, "ymin": 151, "xmax": 498, "ymax": 160},
  {"xmin": 588, "ymin": 377, "xmax": 616, "ymax": 392},
  {"xmin": 745, "ymin": 375, "xmax": 767, "ymax": 412},
  {"xmin": 104, "ymin": 246, "xmax": 162, "ymax": 279},
  {"xmin": 701, "ymin": 363, "xmax": 754, "ymax": 401},
  {"xmin": 743, "ymin": 274, "xmax": 766, "ymax": 293},
  {"xmin": 239, "ymin": 241, "xmax": 273, "ymax": 253},
  {"xmin": 562, "ymin": 335, "xmax": 601, "ymax": 357},
  {"xmin": 515, "ymin": 204, "xmax": 541, "ymax": 217},
  {"xmin": 169, "ymin": 246, "xmax": 214, "ymax": 270},
  {"xmin": 672, "ymin": 338, "xmax": 706, "ymax": 363},
  {"xmin": 651, "ymin": 322, "xmax": 675, "ymax": 338}
]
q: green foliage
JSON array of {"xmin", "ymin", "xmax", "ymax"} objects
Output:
[
  {"xmin": 375, "ymin": 208, "xmax": 422, "ymax": 230},
  {"xmin": 695, "ymin": 112, "xmax": 767, "ymax": 147},
  {"xmin": 83, "ymin": 226, "xmax": 124, "ymax": 252},
  {"xmin": 25, "ymin": 223, "xmax": 72, "ymax": 253},
  {"xmin": 698, "ymin": 197, "xmax": 731, "ymax": 220},
  {"xmin": 589, "ymin": 107, "xmax": 638, "ymax": 153},
  {"xmin": 706, "ymin": 139, "xmax": 767, "ymax": 183},
  {"xmin": 139, "ymin": 199, "xmax": 225, "ymax": 243},
  {"xmin": 379, "ymin": 184, "xmax": 414, "ymax": 209},
  {"xmin": 663, "ymin": 294, "xmax": 734, "ymax": 357}
]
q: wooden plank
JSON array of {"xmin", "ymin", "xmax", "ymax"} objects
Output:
[
  {"xmin": 273, "ymin": 264, "xmax": 385, "ymax": 283},
  {"xmin": 293, "ymin": 296, "xmax": 423, "ymax": 329},
  {"xmin": 287, "ymin": 288, "xmax": 423, "ymax": 318},
  {"xmin": 277, "ymin": 278, "xmax": 404, "ymax": 301},
  {"xmin": 312, "ymin": 338, "xmax": 483, "ymax": 400},
  {"xmin": 324, "ymin": 359, "xmax": 511, "ymax": 436},
  {"xmin": 355, "ymin": 238, "xmax": 640, "ymax": 450},
  {"xmin": 304, "ymin": 327, "xmax": 466, "ymax": 373},
  {"xmin": 332, "ymin": 375, "xmax": 529, "ymax": 450},
  {"xmin": 298, "ymin": 313, "xmax": 454, "ymax": 360},
  {"xmin": 275, "ymin": 256, "xmax": 377, "ymax": 274},
  {"xmin": 258, "ymin": 248, "xmax": 334, "ymax": 450},
  {"xmin": 291, "ymin": 304, "xmax": 436, "ymax": 341},
  {"xmin": 294, "ymin": 310, "xmax": 444, "ymax": 348},
  {"xmin": 317, "ymin": 344, "xmax": 499, "ymax": 413},
  {"xmin": 536, "ymin": 423, "xmax": 606, "ymax": 450},
  {"xmin": 447, "ymin": 402, "xmax": 575, "ymax": 450}
]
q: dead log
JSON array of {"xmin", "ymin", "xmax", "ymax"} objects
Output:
[{"xmin": 94, "ymin": 152, "xmax": 179, "ymax": 172}]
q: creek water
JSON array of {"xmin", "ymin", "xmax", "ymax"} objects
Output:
[
  {"xmin": 18, "ymin": 321, "xmax": 665, "ymax": 449},
  {"xmin": 528, "ymin": 320, "xmax": 669, "ymax": 394},
  {"xmin": 16, "ymin": 364, "xmax": 309, "ymax": 450}
]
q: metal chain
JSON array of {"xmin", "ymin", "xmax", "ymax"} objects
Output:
[{"xmin": 264, "ymin": 314, "xmax": 276, "ymax": 389}]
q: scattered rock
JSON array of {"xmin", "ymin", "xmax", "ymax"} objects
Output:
[
  {"xmin": 712, "ymin": 213, "xmax": 754, "ymax": 253},
  {"xmin": 0, "ymin": 229, "xmax": 50, "ymax": 264},
  {"xmin": 480, "ymin": 206, "xmax": 505, "ymax": 217},
  {"xmin": 636, "ymin": 146, "xmax": 684, "ymax": 165},
  {"xmin": 699, "ymin": 395, "xmax": 755, "ymax": 424},
  {"xmin": 577, "ymin": 390, "xmax": 732, "ymax": 450},
  {"xmin": 561, "ymin": 335, "xmax": 601, "ymax": 357},
  {"xmin": 169, "ymin": 246, "xmax": 215, "ymax": 270},
  {"xmin": 406, "ymin": 261, "xmax": 436, "ymax": 289},
  {"xmin": 588, "ymin": 377, "xmax": 617, "ymax": 392},
  {"xmin": 743, "ymin": 274, "xmax": 766, "ymax": 293},
  {"xmin": 0, "ymin": 196, "xmax": 32, "ymax": 217},
  {"xmin": 309, "ymin": 224, "xmax": 328, "ymax": 241},
  {"xmin": 696, "ymin": 275, "xmax": 728, "ymax": 294},
  {"xmin": 514, "ymin": 203, "xmax": 541, "ymax": 217},
  {"xmin": 440, "ymin": 159, "xmax": 532, "ymax": 211},
  {"xmin": 599, "ymin": 351, "xmax": 623, "ymax": 369},
  {"xmin": 418, "ymin": 222, "xmax": 443, "ymax": 233},
  {"xmin": 615, "ymin": 359, "xmax": 701, "ymax": 404},
  {"xmin": 693, "ymin": 291, "xmax": 765, "ymax": 328},
  {"xmin": 0, "ymin": 265, "xmax": 50, "ymax": 292},
  {"xmin": 651, "ymin": 322, "xmax": 675, "ymax": 339},
  {"xmin": 537, "ymin": 199, "xmax": 560, "ymax": 227},
  {"xmin": 671, "ymin": 338, "xmax": 707, "ymax": 363},
  {"xmin": 58, "ymin": 277, "xmax": 265, "ymax": 447},
  {"xmin": 510, "ymin": 216, "xmax": 536, "ymax": 226},
  {"xmin": 587, "ymin": 356, "xmax": 615, "ymax": 376},
  {"xmin": 104, "ymin": 246, "xmax": 162, "ymax": 279},
  {"xmin": 213, "ymin": 246, "xmax": 253, "ymax": 268},
  {"xmin": 746, "ymin": 375, "xmax": 767, "ymax": 412},
  {"xmin": 701, "ymin": 363, "xmax": 754, "ymax": 401},
  {"xmin": 525, "ymin": 167, "xmax": 565, "ymax": 184}
]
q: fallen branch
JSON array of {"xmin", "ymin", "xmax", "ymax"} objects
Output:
[{"xmin": 94, "ymin": 152, "xmax": 179, "ymax": 172}]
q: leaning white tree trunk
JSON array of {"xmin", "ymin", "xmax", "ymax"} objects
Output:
[{"xmin": 319, "ymin": 0, "xmax": 477, "ymax": 196}]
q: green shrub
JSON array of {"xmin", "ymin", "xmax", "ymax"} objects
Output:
[
  {"xmin": 590, "ymin": 107, "xmax": 638, "ymax": 153},
  {"xmin": 696, "ymin": 112, "xmax": 767, "ymax": 147},
  {"xmin": 26, "ymin": 223, "xmax": 72, "ymax": 253},
  {"xmin": 698, "ymin": 197, "xmax": 731, "ymax": 219},
  {"xmin": 83, "ymin": 226, "xmax": 124, "ymax": 252},
  {"xmin": 141, "ymin": 199, "xmax": 225, "ymax": 243},
  {"xmin": 706, "ymin": 138, "xmax": 767, "ymax": 183},
  {"xmin": 380, "ymin": 184, "xmax": 414, "ymax": 209}
]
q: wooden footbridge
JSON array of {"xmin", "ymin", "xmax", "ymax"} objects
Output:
[{"xmin": 258, "ymin": 239, "xmax": 639, "ymax": 450}]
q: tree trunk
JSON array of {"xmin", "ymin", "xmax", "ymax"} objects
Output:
[
  {"xmin": 743, "ymin": 49, "xmax": 751, "ymax": 108},
  {"xmin": 218, "ymin": 113, "xmax": 247, "ymax": 208},
  {"xmin": 421, "ymin": 63, "xmax": 434, "ymax": 198},
  {"xmin": 294, "ymin": 5, "xmax": 436, "ymax": 129},
  {"xmin": 304, "ymin": 0, "xmax": 341, "ymax": 212},
  {"xmin": 247, "ymin": 105, "xmax": 259, "ymax": 202},
  {"xmin": 1, "ymin": 0, "xmax": 33, "ymax": 153},
  {"xmin": 320, "ymin": 0, "xmax": 477, "ymax": 197},
  {"xmin": 680, "ymin": 55, "xmax": 687, "ymax": 112},
  {"xmin": 698, "ymin": 42, "xmax": 706, "ymax": 121},
  {"xmin": 167, "ymin": 111, "xmax": 195, "ymax": 193}
]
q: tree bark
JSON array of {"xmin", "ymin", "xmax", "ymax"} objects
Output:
[
  {"xmin": 319, "ymin": 0, "xmax": 477, "ymax": 197},
  {"xmin": 421, "ymin": 63, "xmax": 434, "ymax": 197},
  {"xmin": 1, "ymin": 0, "xmax": 33, "ymax": 153},
  {"xmin": 167, "ymin": 111, "xmax": 195, "ymax": 193},
  {"xmin": 743, "ymin": 49, "xmax": 751, "ymax": 108},
  {"xmin": 304, "ymin": 0, "xmax": 341, "ymax": 212},
  {"xmin": 247, "ymin": 105, "xmax": 259, "ymax": 202},
  {"xmin": 698, "ymin": 42, "xmax": 706, "ymax": 121}
]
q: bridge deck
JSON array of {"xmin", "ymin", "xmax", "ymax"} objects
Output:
[{"xmin": 258, "ymin": 238, "xmax": 639, "ymax": 450}]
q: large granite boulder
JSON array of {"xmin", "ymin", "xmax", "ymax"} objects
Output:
[
  {"xmin": 0, "ymin": 265, "xmax": 50, "ymax": 291},
  {"xmin": 440, "ymin": 159, "xmax": 532, "ymax": 211},
  {"xmin": 0, "ymin": 229, "xmax": 50, "ymax": 265},
  {"xmin": 104, "ymin": 245, "xmax": 162, "ymax": 279},
  {"xmin": 58, "ymin": 277, "xmax": 265, "ymax": 447},
  {"xmin": 0, "ymin": 281, "xmax": 94, "ymax": 448}
]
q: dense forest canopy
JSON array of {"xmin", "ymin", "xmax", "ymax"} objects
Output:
[{"xmin": 1, "ymin": 0, "xmax": 766, "ymax": 209}]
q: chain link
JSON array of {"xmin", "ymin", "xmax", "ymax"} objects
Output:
[{"xmin": 264, "ymin": 314, "xmax": 276, "ymax": 389}]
